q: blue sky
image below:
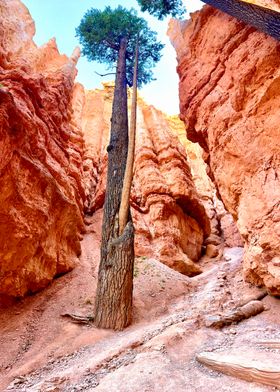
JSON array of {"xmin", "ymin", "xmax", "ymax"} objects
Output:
[{"xmin": 22, "ymin": 0, "xmax": 203, "ymax": 114}]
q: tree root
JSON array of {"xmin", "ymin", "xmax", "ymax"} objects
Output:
[{"xmin": 61, "ymin": 313, "xmax": 95, "ymax": 324}]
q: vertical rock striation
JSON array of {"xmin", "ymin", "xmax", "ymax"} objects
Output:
[
  {"xmin": 81, "ymin": 85, "xmax": 113, "ymax": 214},
  {"xmin": 81, "ymin": 84, "xmax": 210, "ymax": 276},
  {"xmin": 132, "ymin": 100, "xmax": 210, "ymax": 275},
  {"xmin": 167, "ymin": 115, "xmax": 243, "ymax": 249},
  {"xmin": 0, "ymin": 0, "xmax": 85, "ymax": 299},
  {"xmin": 169, "ymin": 6, "xmax": 280, "ymax": 293}
]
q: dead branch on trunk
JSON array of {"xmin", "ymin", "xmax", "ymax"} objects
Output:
[
  {"xmin": 94, "ymin": 71, "xmax": 116, "ymax": 77},
  {"xmin": 119, "ymin": 35, "xmax": 139, "ymax": 235}
]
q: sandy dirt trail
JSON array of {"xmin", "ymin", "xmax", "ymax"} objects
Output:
[{"xmin": 1, "ymin": 211, "xmax": 280, "ymax": 391}]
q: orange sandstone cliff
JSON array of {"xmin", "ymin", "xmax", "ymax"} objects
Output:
[
  {"xmin": 79, "ymin": 84, "xmax": 211, "ymax": 276},
  {"xmin": 1, "ymin": 0, "xmax": 249, "ymax": 300},
  {"xmin": 167, "ymin": 115, "xmax": 243, "ymax": 250},
  {"xmin": 169, "ymin": 6, "xmax": 280, "ymax": 294},
  {"xmin": 0, "ymin": 0, "xmax": 213, "ymax": 300},
  {"xmin": 0, "ymin": 0, "xmax": 85, "ymax": 299}
]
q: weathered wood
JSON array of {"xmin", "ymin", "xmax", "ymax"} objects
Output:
[
  {"xmin": 205, "ymin": 300, "xmax": 265, "ymax": 328},
  {"xmin": 94, "ymin": 37, "xmax": 134, "ymax": 331},
  {"xmin": 201, "ymin": 0, "xmax": 280, "ymax": 40},
  {"xmin": 61, "ymin": 313, "xmax": 94, "ymax": 324},
  {"xmin": 240, "ymin": 0, "xmax": 280, "ymax": 13},
  {"xmin": 95, "ymin": 222, "xmax": 134, "ymax": 330},
  {"xmin": 237, "ymin": 291, "xmax": 267, "ymax": 306},
  {"xmin": 196, "ymin": 351, "xmax": 280, "ymax": 387},
  {"xmin": 119, "ymin": 35, "xmax": 139, "ymax": 235}
]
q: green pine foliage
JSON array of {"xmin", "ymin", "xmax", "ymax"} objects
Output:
[
  {"xmin": 76, "ymin": 6, "xmax": 164, "ymax": 87},
  {"xmin": 136, "ymin": 0, "xmax": 185, "ymax": 20}
]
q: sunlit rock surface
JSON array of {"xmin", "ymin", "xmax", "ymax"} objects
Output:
[
  {"xmin": 81, "ymin": 84, "xmax": 210, "ymax": 276},
  {"xmin": 0, "ymin": 0, "xmax": 84, "ymax": 299},
  {"xmin": 167, "ymin": 115, "xmax": 243, "ymax": 248},
  {"xmin": 169, "ymin": 6, "xmax": 280, "ymax": 293}
]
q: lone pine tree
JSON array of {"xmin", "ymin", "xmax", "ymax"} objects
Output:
[{"xmin": 76, "ymin": 6, "xmax": 163, "ymax": 330}]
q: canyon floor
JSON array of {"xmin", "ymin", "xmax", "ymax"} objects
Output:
[{"xmin": 0, "ymin": 210, "xmax": 280, "ymax": 392}]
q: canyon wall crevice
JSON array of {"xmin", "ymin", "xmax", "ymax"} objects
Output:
[
  {"xmin": 0, "ymin": 0, "xmax": 246, "ymax": 299},
  {"xmin": 169, "ymin": 5, "xmax": 280, "ymax": 293}
]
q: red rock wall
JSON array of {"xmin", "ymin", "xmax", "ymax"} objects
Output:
[
  {"xmin": 0, "ymin": 0, "xmax": 85, "ymax": 299},
  {"xmin": 81, "ymin": 84, "xmax": 210, "ymax": 276},
  {"xmin": 79, "ymin": 84, "xmax": 112, "ymax": 214},
  {"xmin": 169, "ymin": 6, "xmax": 280, "ymax": 293},
  {"xmin": 167, "ymin": 115, "xmax": 244, "ymax": 250}
]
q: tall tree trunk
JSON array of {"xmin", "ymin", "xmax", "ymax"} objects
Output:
[
  {"xmin": 201, "ymin": 0, "xmax": 280, "ymax": 40},
  {"xmin": 94, "ymin": 37, "xmax": 135, "ymax": 330},
  {"xmin": 119, "ymin": 37, "xmax": 139, "ymax": 235}
]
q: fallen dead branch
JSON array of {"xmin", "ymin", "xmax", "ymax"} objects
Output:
[
  {"xmin": 61, "ymin": 313, "xmax": 94, "ymax": 324},
  {"xmin": 237, "ymin": 291, "xmax": 267, "ymax": 307},
  {"xmin": 205, "ymin": 300, "xmax": 265, "ymax": 328}
]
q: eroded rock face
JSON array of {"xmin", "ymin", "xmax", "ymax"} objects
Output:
[
  {"xmin": 81, "ymin": 84, "xmax": 210, "ymax": 276},
  {"xmin": 80, "ymin": 85, "xmax": 112, "ymax": 214},
  {"xmin": 0, "ymin": 0, "xmax": 84, "ymax": 298},
  {"xmin": 167, "ymin": 115, "xmax": 243, "ymax": 249},
  {"xmin": 169, "ymin": 6, "xmax": 280, "ymax": 293},
  {"xmin": 132, "ymin": 100, "xmax": 210, "ymax": 275}
]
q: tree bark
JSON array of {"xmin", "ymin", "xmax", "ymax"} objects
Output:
[
  {"xmin": 94, "ymin": 37, "xmax": 135, "ymax": 330},
  {"xmin": 201, "ymin": 0, "xmax": 280, "ymax": 41},
  {"xmin": 119, "ymin": 37, "xmax": 139, "ymax": 235}
]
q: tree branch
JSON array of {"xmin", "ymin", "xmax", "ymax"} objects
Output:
[
  {"xmin": 95, "ymin": 71, "xmax": 116, "ymax": 77},
  {"xmin": 104, "ymin": 39, "xmax": 119, "ymax": 51}
]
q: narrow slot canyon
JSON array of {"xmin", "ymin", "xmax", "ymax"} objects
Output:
[{"xmin": 0, "ymin": 0, "xmax": 279, "ymax": 391}]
